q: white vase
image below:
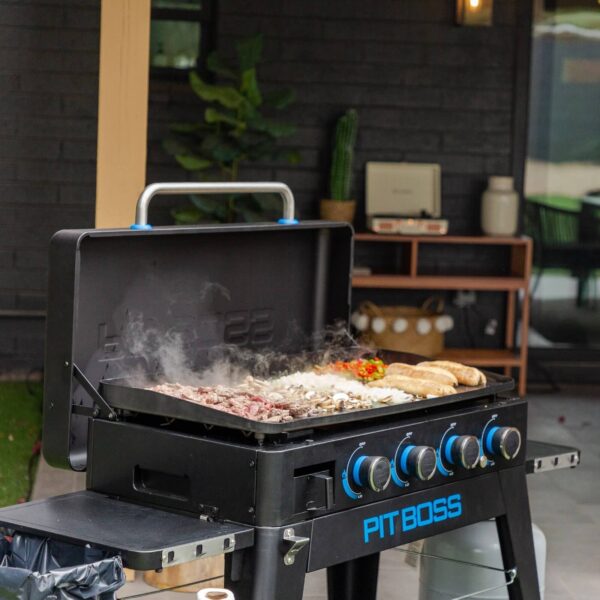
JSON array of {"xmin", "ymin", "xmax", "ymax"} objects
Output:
[{"xmin": 481, "ymin": 176, "xmax": 519, "ymax": 237}]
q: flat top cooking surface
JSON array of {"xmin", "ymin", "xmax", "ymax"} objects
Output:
[{"xmin": 102, "ymin": 352, "xmax": 514, "ymax": 435}]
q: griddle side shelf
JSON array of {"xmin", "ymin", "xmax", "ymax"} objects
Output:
[{"xmin": 0, "ymin": 491, "xmax": 254, "ymax": 571}]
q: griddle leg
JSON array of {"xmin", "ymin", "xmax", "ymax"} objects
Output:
[
  {"xmin": 496, "ymin": 467, "xmax": 541, "ymax": 600},
  {"xmin": 326, "ymin": 552, "xmax": 380, "ymax": 600},
  {"xmin": 225, "ymin": 523, "xmax": 310, "ymax": 600}
]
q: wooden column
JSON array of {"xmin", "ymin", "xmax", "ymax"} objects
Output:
[{"xmin": 95, "ymin": 0, "xmax": 151, "ymax": 228}]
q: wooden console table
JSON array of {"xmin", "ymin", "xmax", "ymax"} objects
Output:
[{"xmin": 352, "ymin": 234, "xmax": 533, "ymax": 396}]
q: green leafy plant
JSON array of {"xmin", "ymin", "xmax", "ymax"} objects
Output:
[
  {"xmin": 163, "ymin": 34, "xmax": 300, "ymax": 224},
  {"xmin": 329, "ymin": 109, "xmax": 358, "ymax": 201}
]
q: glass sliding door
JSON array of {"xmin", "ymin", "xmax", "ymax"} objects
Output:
[{"xmin": 525, "ymin": 0, "xmax": 600, "ymax": 350}]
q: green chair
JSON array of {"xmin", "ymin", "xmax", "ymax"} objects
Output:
[{"xmin": 525, "ymin": 196, "xmax": 599, "ymax": 306}]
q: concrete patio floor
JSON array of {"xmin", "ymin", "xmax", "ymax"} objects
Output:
[{"xmin": 32, "ymin": 385, "xmax": 599, "ymax": 599}]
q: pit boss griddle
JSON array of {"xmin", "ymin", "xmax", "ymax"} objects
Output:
[{"xmin": 0, "ymin": 183, "xmax": 542, "ymax": 600}]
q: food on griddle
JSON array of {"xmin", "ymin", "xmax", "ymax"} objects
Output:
[
  {"xmin": 150, "ymin": 382, "xmax": 297, "ymax": 422},
  {"xmin": 368, "ymin": 375, "xmax": 457, "ymax": 398},
  {"xmin": 417, "ymin": 360, "xmax": 487, "ymax": 387},
  {"xmin": 147, "ymin": 358, "xmax": 486, "ymax": 423},
  {"xmin": 315, "ymin": 357, "xmax": 386, "ymax": 382},
  {"xmin": 149, "ymin": 373, "xmax": 414, "ymax": 424},
  {"xmin": 386, "ymin": 363, "xmax": 458, "ymax": 387},
  {"xmin": 267, "ymin": 372, "xmax": 412, "ymax": 406}
]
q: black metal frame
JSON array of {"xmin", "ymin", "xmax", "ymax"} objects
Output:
[{"xmin": 224, "ymin": 466, "xmax": 539, "ymax": 600}]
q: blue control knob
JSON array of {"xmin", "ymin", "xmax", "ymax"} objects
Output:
[
  {"xmin": 443, "ymin": 435, "xmax": 480, "ymax": 470},
  {"xmin": 352, "ymin": 456, "xmax": 391, "ymax": 492},
  {"xmin": 485, "ymin": 426, "xmax": 522, "ymax": 460},
  {"xmin": 398, "ymin": 445, "xmax": 437, "ymax": 481}
]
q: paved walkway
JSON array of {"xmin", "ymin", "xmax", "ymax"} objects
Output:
[{"xmin": 31, "ymin": 457, "xmax": 85, "ymax": 501}]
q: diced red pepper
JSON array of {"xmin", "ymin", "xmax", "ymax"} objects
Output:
[{"xmin": 327, "ymin": 358, "xmax": 387, "ymax": 382}]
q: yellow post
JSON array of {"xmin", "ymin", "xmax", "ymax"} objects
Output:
[{"xmin": 95, "ymin": 0, "xmax": 151, "ymax": 228}]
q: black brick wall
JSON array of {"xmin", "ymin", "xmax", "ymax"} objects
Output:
[
  {"xmin": 0, "ymin": 0, "xmax": 526, "ymax": 372},
  {"xmin": 0, "ymin": 0, "xmax": 99, "ymax": 372},
  {"xmin": 148, "ymin": 0, "xmax": 521, "ymax": 231}
]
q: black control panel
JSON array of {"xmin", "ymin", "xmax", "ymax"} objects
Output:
[
  {"xmin": 88, "ymin": 396, "xmax": 527, "ymax": 527},
  {"xmin": 253, "ymin": 396, "xmax": 528, "ymax": 525}
]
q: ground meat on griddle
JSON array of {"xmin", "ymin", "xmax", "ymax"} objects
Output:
[
  {"xmin": 147, "ymin": 372, "xmax": 413, "ymax": 423},
  {"xmin": 149, "ymin": 382, "xmax": 295, "ymax": 422}
]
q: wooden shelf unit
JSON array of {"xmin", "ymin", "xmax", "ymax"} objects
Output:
[{"xmin": 352, "ymin": 234, "xmax": 533, "ymax": 396}]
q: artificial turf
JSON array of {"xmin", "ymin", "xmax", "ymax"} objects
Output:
[{"xmin": 0, "ymin": 382, "xmax": 43, "ymax": 507}]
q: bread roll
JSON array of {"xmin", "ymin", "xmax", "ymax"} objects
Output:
[
  {"xmin": 417, "ymin": 361, "xmax": 486, "ymax": 387},
  {"xmin": 368, "ymin": 375, "xmax": 456, "ymax": 398},
  {"xmin": 386, "ymin": 363, "xmax": 458, "ymax": 387}
]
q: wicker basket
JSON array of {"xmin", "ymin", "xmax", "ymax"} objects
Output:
[{"xmin": 357, "ymin": 298, "xmax": 450, "ymax": 358}]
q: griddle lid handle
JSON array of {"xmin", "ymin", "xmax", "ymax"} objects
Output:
[{"xmin": 131, "ymin": 181, "xmax": 298, "ymax": 229}]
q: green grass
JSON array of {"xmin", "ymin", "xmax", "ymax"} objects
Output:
[{"xmin": 0, "ymin": 382, "xmax": 43, "ymax": 507}]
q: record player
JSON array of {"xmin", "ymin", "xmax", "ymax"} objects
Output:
[{"xmin": 366, "ymin": 162, "xmax": 448, "ymax": 235}]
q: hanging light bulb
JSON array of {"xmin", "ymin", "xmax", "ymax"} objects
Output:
[{"xmin": 456, "ymin": 0, "xmax": 493, "ymax": 26}]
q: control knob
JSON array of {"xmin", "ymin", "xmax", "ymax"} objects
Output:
[
  {"xmin": 352, "ymin": 456, "xmax": 391, "ymax": 492},
  {"xmin": 444, "ymin": 435, "xmax": 480, "ymax": 470},
  {"xmin": 398, "ymin": 445, "xmax": 437, "ymax": 481},
  {"xmin": 485, "ymin": 426, "xmax": 522, "ymax": 460}
]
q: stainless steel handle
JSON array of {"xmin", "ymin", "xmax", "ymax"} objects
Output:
[{"xmin": 133, "ymin": 181, "xmax": 296, "ymax": 227}]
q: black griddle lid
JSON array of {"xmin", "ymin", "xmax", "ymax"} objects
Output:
[
  {"xmin": 43, "ymin": 222, "xmax": 353, "ymax": 471},
  {"xmin": 0, "ymin": 491, "xmax": 254, "ymax": 570}
]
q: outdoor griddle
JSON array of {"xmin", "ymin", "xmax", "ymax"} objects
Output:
[{"xmin": 0, "ymin": 183, "xmax": 580, "ymax": 600}]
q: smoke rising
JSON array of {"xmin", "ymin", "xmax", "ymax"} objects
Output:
[{"xmin": 122, "ymin": 313, "xmax": 369, "ymax": 388}]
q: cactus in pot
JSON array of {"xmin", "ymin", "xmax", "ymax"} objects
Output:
[{"xmin": 321, "ymin": 109, "xmax": 359, "ymax": 222}]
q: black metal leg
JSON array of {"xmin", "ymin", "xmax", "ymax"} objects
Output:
[
  {"xmin": 327, "ymin": 552, "xmax": 380, "ymax": 600},
  {"xmin": 225, "ymin": 523, "xmax": 310, "ymax": 600},
  {"xmin": 496, "ymin": 467, "xmax": 541, "ymax": 600}
]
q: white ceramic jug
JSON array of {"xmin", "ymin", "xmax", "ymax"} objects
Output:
[{"xmin": 481, "ymin": 176, "xmax": 519, "ymax": 237}]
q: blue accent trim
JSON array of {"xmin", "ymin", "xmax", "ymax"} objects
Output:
[
  {"xmin": 130, "ymin": 223, "xmax": 153, "ymax": 230},
  {"xmin": 277, "ymin": 218, "xmax": 299, "ymax": 225},
  {"xmin": 390, "ymin": 460, "xmax": 408, "ymax": 488},
  {"xmin": 436, "ymin": 450, "xmax": 451, "ymax": 477},
  {"xmin": 400, "ymin": 445, "xmax": 415, "ymax": 476},
  {"xmin": 341, "ymin": 469, "xmax": 360, "ymax": 500},
  {"xmin": 445, "ymin": 435, "xmax": 459, "ymax": 465},
  {"xmin": 486, "ymin": 426, "xmax": 500, "ymax": 456},
  {"xmin": 353, "ymin": 455, "xmax": 367, "ymax": 487}
]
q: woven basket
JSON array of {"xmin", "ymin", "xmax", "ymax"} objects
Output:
[{"xmin": 357, "ymin": 298, "xmax": 447, "ymax": 357}]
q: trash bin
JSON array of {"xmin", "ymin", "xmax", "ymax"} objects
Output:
[{"xmin": 0, "ymin": 532, "xmax": 125, "ymax": 600}]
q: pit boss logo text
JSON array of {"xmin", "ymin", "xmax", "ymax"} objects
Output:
[{"xmin": 362, "ymin": 493, "xmax": 462, "ymax": 543}]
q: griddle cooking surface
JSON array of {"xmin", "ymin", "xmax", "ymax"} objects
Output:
[{"xmin": 102, "ymin": 360, "xmax": 513, "ymax": 435}]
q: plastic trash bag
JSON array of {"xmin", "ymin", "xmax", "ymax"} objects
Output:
[{"xmin": 0, "ymin": 532, "xmax": 125, "ymax": 599}]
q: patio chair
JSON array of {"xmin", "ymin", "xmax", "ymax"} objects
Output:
[{"xmin": 525, "ymin": 199, "xmax": 600, "ymax": 306}]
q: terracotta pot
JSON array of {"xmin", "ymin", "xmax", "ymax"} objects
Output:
[{"xmin": 319, "ymin": 199, "xmax": 356, "ymax": 223}]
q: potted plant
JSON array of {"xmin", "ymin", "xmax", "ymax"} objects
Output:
[
  {"xmin": 320, "ymin": 108, "xmax": 359, "ymax": 222},
  {"xmin": 163, "ymin": 34, "xmax": 300, "ymax": 224}
]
